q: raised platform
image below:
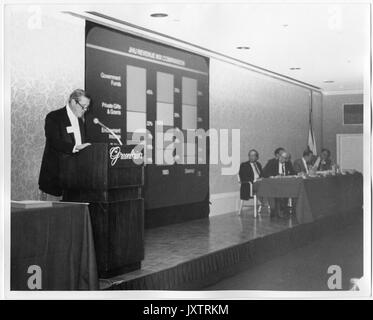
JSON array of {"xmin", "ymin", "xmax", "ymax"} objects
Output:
[{"xmin": 100, "ymin": 207, "xmax": 362, "ymax": 290}]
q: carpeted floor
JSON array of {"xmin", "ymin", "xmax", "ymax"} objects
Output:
[{"xmin": 204, "ymin": 215, "xmax": 363, "ymax": 291}]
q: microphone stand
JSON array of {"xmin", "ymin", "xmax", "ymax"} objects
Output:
[{"xmin": 93, "ymin": 118, "xmax": 123, "ymax": 146}]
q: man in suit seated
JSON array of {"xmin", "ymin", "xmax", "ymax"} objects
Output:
[
  {"xmin": 263, "ymin": 147, "xmax": 285, "ymax": 172},
  {"xmin": 293, "ymin": 149, "xmax": 314, "ymax": 175},
  {"xmin": 263, "ymin": 149, "xmax": 295, "ymax": 178},
  {"xmin": 313, "ymin": 148, "xmax": 334, "ymax": 171},
  {"xmin": 263, "ymin": 150, "xmax": 295, "ymax": 218},
  {"xmin": 38, "ymin": 89, "xmax": 92, "ymax": 201},
  {"xmin": 238, "ymin": 149, "xmax": 263, "ymax": 214}
]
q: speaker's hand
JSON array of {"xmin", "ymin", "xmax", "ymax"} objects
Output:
[{"xmin": 75, "ymin": 143, "xmax": 91, "ymax": 151}]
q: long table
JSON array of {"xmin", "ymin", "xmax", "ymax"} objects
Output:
[
  {"xmin": 11, "ymin": 202, "xmax": 99, "ymax": 290},
  {"xmin": 254, "ymin": 173, "xmax": 363, "ymax": 224}
]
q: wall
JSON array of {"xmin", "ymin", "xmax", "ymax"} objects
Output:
[
  {"xmin": 322, "ymin": 93, "xmax": 363, "ymax": 161},
  {"xmin": 10, "ymin": 8, "xmax": 85, "ymax": 200},
  {"xmin": 9, "ymin": 10, "xmax": 323, "ymax": 209},
  {"xmin": 209, "ymin": 59, "xmax": 321, "ymax": 214}
]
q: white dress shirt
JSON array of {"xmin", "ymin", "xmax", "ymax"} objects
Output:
[
  {"xmin": 66, "ymin": 104, "xmax": 82, "ymax": 153},
  {"xmin": 278, "ymin": 161, "xmax": 285, "ymax": 175},
  {"xmin": 250, "ymin": 162, "xmax": 260, "ymax": 181}
]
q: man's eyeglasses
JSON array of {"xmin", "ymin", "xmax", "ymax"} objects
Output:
[{"xmin": 75, "ymin": 99, "xmax": 90, "ymax": 111}]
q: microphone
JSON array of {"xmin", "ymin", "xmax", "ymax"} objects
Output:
[{"xmin": 93, "ymin": 118, "xmax": 123, "ymax": 146}]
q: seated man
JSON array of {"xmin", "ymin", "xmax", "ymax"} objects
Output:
[
  {"xmin": 263, "ymin": 150, "xmax": 295, "ymax": 218},
  {"xmin": 238, "ymin": 149, "xmax": 263, "ymax": 214},
  {"xmin": 293, "ymin": 150, "xmax": 314, "ymax": 175},
  {"xmin": 313, "ymin": 148, "xmax": 334, "ymax": 171},
  {"xmin": 263, "ymin": 150, "xmax": 295, "ymax": 178},
  {"xmin": 285, "ymin": 152, "xmax": 294, "ymax": 171},
  {"xmin": 262, "ymin": 147, "xmax": 284, "ymax": 175}
]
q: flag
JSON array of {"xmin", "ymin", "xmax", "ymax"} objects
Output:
[
  {"xmin": 308, "ymin": 95, "xmax": 317, "ymax": 155},
  {"xmin": 308, "ymin": 124, "xmax": 317, "ymax": 155}
]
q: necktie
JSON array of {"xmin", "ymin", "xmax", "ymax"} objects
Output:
[
  {"xmin": 254, "ymin": 163, "xmax": 260, "ymax": 176},
  {"xmin": 78, "ymin": 118, "xmax": 85, "ymax": 143},
  {"xmin": 282, "ymin": 163, "xmax": 286, "ymax": 175}
]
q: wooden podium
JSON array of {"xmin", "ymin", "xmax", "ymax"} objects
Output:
[{"xmin": 61, "ymin": 143, "xmax": 144, "ymax": 278}]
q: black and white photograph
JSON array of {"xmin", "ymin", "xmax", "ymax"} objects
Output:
[{"xmin": 0, "ymin": 0, "xmax": 372, "ymax": 301}]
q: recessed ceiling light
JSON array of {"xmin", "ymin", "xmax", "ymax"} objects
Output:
[
  {"xmin": 150, "ymin": 13, "xmax": 168, "ymax": 18},
  {"xmin": 282, "ymin": 24, "xmax": 289, "ymax": 27},
  {"xmin": 236, "ymin": 46, "xmax": 250, "ymax": 50},
  {"xmin": 323, "ymin": 80, "xmax": 335, "ymax": 83},
  {"xmin": 289, "ymin": 67, "xmax": 301, "ymax": 70}
]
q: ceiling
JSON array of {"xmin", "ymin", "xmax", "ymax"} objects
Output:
[{"xmin": 87, "ymin": 3, "xmax": 370, "ymax": 92}]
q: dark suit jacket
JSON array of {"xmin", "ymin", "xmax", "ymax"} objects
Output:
[
  {"xmin": 293, "ymin": 158, "xmax": 308, "ymax": 174},
  {"xmin": 238, "ymin": 161, "xmax": 263, "ymax": 200},
  {"xmin": 263, "ymin": 158, "xmax": 295, "ymax": 178},
  {"xmin": 318, "ymin": 158, "xmax": 333, "ymax": 171},
  {"xmin": 38, "ymin": 106, "xmax": 87, "ymax": 196},
  {"xmin": 239, "ymin": 161, "xmax": 263, "ymax": 183}
]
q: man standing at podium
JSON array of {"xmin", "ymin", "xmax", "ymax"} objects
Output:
[{"xmin": 38, "ymin": 89, "xmax": 91, "ymax": 201}]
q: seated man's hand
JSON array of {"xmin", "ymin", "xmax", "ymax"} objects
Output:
[{"xmin": 75, "ymin": 143, "xmax": 91, "ymax": 151}]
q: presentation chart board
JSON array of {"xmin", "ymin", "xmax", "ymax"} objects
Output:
[{"xmin": 85, "ymin": 22, "xmax": 210, "ymax": 226}]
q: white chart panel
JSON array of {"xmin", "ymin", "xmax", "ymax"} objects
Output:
[
  {"xmin": 157, "ymin": 102, "xmax": 174, "ymax": 126},
  {"xmin": 127, "ymin": 65, "xmax": 146, "ymax": 112},
  {"xmin": 127, "ymin": 111, "xmax": 146, "ymax": 133},
  {"xmin": 182, "ymin": 105, "xmax": 197, "ymax": 129}
]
